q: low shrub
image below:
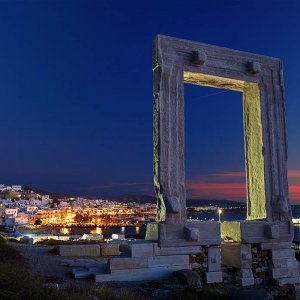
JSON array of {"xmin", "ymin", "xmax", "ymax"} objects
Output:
[{"xmin": 0, "ymin": 232, "xmax": 7, "ymax": 243}]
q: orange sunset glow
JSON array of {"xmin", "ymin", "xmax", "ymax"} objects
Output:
[{"xmin": 186, "ymin": 169, "xmax": 300, "ymax": 203}]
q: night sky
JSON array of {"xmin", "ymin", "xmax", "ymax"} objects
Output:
[{"xmin": 0, "ymin": 1, "xmax": 299, "ymax": 201}]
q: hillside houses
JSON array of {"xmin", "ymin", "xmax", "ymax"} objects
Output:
[{"xmin": 0, "ymin": 185, "xmax": 157, "ymax": 229}]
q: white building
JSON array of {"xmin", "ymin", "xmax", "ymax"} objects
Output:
[
  {"xmin": 5, "ymin": 208, "xmax": 19, "ymax": 218},
  {"xmin": 30, "ymin": 199, "xmax": 42, "ymax": 206},
  {"xmin": 27, "ymin": 206, "xmax": 38, "ymax": 213},
  {"xmin": 12, "ymin": 185, "xmax": 22, "ymax": 191},
  {"xmin": 15, "ymin": 212, "xmax": 29, "ymax": 225},
  {"xmin": 41, "ymin": 195, "xmax": 51, "ymax": 206}
]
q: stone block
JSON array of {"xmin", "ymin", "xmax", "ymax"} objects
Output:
[
  {"xmin": 148, "ymin": 255, "xmax": 189, "ymax": 267},
  {"xmin": 236, "ymin": 277, "xmax": 254, "ymax": 286},
  {"xmin": 154, "ymin": 245, "xmax": 203, "ymax": 256},
  {"xmin": 72, "ymin": 268, "xmax": 92, "ymax": 279},
  {"xmin": 59, "ymin": 245, "xmax": 101, "ymax": 257},
  {"xmin": 237, "ymin": 268, "xmax": 253, "ymax": 278},
  {"xmin": 259, "ymin": 242, "xmax": 292, "ymax": 250},
  {"xmin": 270, "ymin": 249, "xmax": 295, "ymax": 259},
  {"xmin": 247, "ymin": 61, "xmax": 261, "ymax": 74},
  {"xmin": 109, "ymin": 257, "xmax": 148, "ymax": 270},
  {"xmin": 205, "ymin": 271, "xmax": 223, "ymax": 283},
  {"xmin": 264, "ymin": 224, "xmax": 280, "ymax": 239},
  {"xmin": 270, "ymin": 266, "xmax": 299, "ymax": 279},
  {"xmin": 101, "ymin": 243, "xmax": 121, "ymax": 256},
  {"xmin": 95, "ymin": 265, "xmax": 190, "ymax": 282},
  {"xmin": 221, "ymin": 243, "xmax": 252, "ymax": 268},
  {"xmin": 184, "ymin": 226, "xmax": 199, "ymax": 241},
  {"xmin": 109, "ymin": 255, "xmax": 189, "ymax": 270},
  {"xmin": 72, "ymin": 265, "xmax": 108, "ymax": 279},
  {"xmin": 268, "ymin": 258, "xmax": 298, "ymax": 269},
  {"xmin": 274, "ymin": 276, "xmax": 300, "ymax": 286},
  {"xmin": 191, "ymin": 50, "xmax": 207, "ymax": 65},
  {"xmin": 208, "ymin": 246, "xmax": 221, "ymax": 271},
  {"xmin": 119, "ymin": 242, "xmax": 154, "ymax": 257},
  {"xmin": 88, "ymin": 264, "xmax": 109, "ymax": 275}
]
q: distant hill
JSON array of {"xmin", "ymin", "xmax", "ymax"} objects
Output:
[
  {"xmin": 27, "ymin": 187, "xmax": 97, "ymax": 201},
  {"xmin": 186, "ymin": 198, "xmax": 246, "ymax": 208},
  {"xmin": 27, "ymin": 188, "xmax": 245, "ymax": 207},
  {"xmin": 108, "ymin": 194, "xmax": 246, "ymax": 207},
  {"xmin": 108, "ymin": 194, "xmax": 157, "ymax": 204}
]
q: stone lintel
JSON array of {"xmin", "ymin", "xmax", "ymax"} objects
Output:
[
  {"xmin": 146, "ymin": 221, "xmax": 220, "ymax": 246},
  {"xmin": 221, "ymin": 220, "xmax": 293, "ymax": 243}
]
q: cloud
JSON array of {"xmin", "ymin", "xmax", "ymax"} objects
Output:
[
  {"xmin": 82, "ymin": 169, "xmax": 300, "ymax": 201},
  {"xmin": 288, "ymin": 170, "xmax": 300, "ymax": 178},
  {"xmin": 186, "ymin": 170, "xmax": 246, "ymax": 200},
  {"xmin": 289, "ymin": 185, "xmax": 300, "ymax": 202},
  {"xmin": 212, "ymin": 171, "xmax": 245, "ymax": 178},
  {"xmin": 186, "ymin": 181, "xmax": 246, "ymax": 200}
]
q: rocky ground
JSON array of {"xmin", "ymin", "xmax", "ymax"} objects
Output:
[{"xmin": 10, "ymin": 242, "xmax": 299, "ymax": 300}]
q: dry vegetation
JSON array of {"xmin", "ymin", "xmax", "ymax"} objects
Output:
[{"xmin": 0, "ymin": 232, "xmax": 144, "ymax": 300}]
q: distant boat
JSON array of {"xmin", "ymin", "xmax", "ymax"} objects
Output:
[{"xmin": 292, "ymin": 218, "xmax": 300, "ymax": 224}]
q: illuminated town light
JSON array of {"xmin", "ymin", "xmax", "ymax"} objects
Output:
[{"xmin": 218, "ymin": 208, "xmax": 223, "ymax": 222}]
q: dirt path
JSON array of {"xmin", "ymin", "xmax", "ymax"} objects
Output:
[{"xmin": 10, "ymin": 243, "xmax": 78, "ymax": 286}]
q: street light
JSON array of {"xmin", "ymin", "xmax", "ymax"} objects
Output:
[{"xmin": 218, "ymin": 208, "xmax": 222, "ymax": 222}]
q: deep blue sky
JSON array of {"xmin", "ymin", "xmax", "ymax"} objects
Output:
[{"xmin": 0, "ymin": 0, "xmax": 300, "ymax": 200}]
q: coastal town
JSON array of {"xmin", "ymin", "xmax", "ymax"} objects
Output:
[
  {"xmin": 0, "ymin": 183, "xmax": 250, "ymax": 232},
  {"xmin": 0, "ymin": 184, "xmax": 157, "ymax": 229}
]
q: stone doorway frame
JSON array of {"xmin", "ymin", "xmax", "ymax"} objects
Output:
[{"xmin": 146, "ymin": 35, "xmax": 292, "ymax": 247}]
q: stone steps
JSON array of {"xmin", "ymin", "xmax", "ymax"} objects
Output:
[
  {"xmin": 72, "ymin": 263, "xmax": 108, "ymax": 279},
  {"xmin": 94, "ymin": 265, "xmax": 189, "ymax": 282}
]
